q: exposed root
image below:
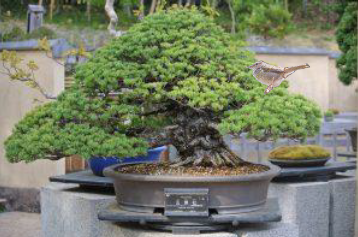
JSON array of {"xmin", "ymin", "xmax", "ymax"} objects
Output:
[
  {"xmin": 171, "ymin": 147, "xmax": 244, "ymax": 168},
  {"xmin": 170, "ymin": 156, "xmax": 196, "ymax": 167},
  {"xmin": 219, "ymin": 152, "xmax": 236, "ymax": 166}
]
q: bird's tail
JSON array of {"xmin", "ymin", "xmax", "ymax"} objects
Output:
[{"xmin": 284, "ymin": 63, "xmax": 310, "ymax": 74}]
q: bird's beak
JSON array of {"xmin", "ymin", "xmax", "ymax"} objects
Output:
[
  {"xmin": 247, "ymin": 64, "xmax": 255, "ymax": 69},
  {"xmin": 305, "ymin": 63, "xmax": 310, "ymax": 68}
]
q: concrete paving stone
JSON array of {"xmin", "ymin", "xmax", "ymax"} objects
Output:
[{"xmin": 0, "ymin": 211, "xmax": 41, "ymax": 237}]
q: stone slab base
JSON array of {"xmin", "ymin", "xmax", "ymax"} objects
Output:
[
  {"xmin": 269, "ymin": 175, "xmax": 356, "ymax": 237},
  {"xmin": 236, "ymin": 223, "xmax": 298, "ymax": 237},
  {"xmin": 41, "ymin": 183, "xmax": 298, "ymax": 237}
]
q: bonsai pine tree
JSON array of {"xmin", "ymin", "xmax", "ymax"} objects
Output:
[{"xmin": 5, "ymin": 7, "xmax": 321, "ymax": 167}]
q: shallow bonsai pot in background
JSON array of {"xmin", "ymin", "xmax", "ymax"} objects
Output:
[
  {"xmin": 269, "ymin": 157, "xmax": 330, "ymax": 167},
  {"xmin": 324, "ymin": 110, "xmax": 335, "ymax": 122},
  {"xmin": 346, "ymin": 128, "xmax": 357, "ymax": 152},
  {"xmin": 88, "ymin": 146, "xmax": 167, "ymax": 176},
  {"xmin": 324, "ymin": 116, "xmax": 334, "ymax": 122},
  {"xmin": 104, "ymin": 162, "xmax": 280, "ymax": 214},
  {"xmin": 268, "ymin": 145, "xmax": 331, "ymax": 168}
]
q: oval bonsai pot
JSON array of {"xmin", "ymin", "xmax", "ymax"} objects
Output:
[
  {"xmin": 89, "ymin": 146, "xmax": 167, "ymax": 176},
  {"xmin": 104, "ymin": 162, "xmax": 280, "ymax": 214}
]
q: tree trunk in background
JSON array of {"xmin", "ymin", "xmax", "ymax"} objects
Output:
[
  {"xmin": 38, "ymin": 0, "xmax": 43, "ymax": 5},
  {"xmin": 149, "ymin": 0, "xmax": 157, "ymax": 14},
  {"xmin": 86, "ymin": 0, "xmax": 91, "ymax": 22},
  {"xmin": 50, "ymin": 0, "xmax": 55, "ymax": 20},
  {"xmin": 138, "ymin": 0, "xmax": 144, "ymax": 20},
  {"xmin": 178, "ymin": 0, "xmax": 183, "ymax": 6},
  {"xmin": 185, "ymin": 0, "xmax": 191, "ymax": 7},
  {"xmin": 302, "ymin": 0, "xmax": 307, "ymax": 18},
  {"xmin": 55, "ymin": 0, "xmax": 63, "ymax": 14},
  {"xmin": 211, "ymin": 0, "xmax": 218, "ymax": 9},
  {"xmin": 157, "ymin": 0, "xmax": 161, "ymax": 10},
  {"xmin": 105, "ymin": 0, "xmax": 122, "ymax": 36},
  {"xmin": 227, "ymin": 0, "xmax": 236, "ymax": 34}
]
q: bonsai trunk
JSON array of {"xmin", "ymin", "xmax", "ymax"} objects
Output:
[{"xmin": 167, "ymin": 109, "xmax": 246, "ymax": 167}]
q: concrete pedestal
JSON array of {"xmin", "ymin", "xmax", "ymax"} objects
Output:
[
  {"xmin": 41, "ymin": 183, "xmax": 298, "ymax": 237},
  {"xmin": 329, "ymin": 176, "xmax": 356, "ymax": 237},
  {"xmin": 268, "ymin": 175, "xmax": 356, "ymax": 237}
]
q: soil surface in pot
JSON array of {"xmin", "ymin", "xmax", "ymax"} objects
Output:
[{"xmin": 118, "ymin": 163, "xmax": 269, "ymax": 176}]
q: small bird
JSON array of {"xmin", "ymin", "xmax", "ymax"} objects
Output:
[{"xmin": 247, "ymin": 61, "xmax": 310, "ymax": 94}]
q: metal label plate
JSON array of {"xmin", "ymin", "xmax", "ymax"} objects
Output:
[{"xmin": 164, "ymin": 188, "xmax": 209, "ymax": 217}]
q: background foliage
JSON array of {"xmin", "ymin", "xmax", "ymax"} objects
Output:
[
  {"xmin": 247, "ymin": 3, "xmax": 292, "ymax": 39},
  {"xmin": 335, "ymin": 2, "xmax": 357, "ymax": 85},
  {"xmin": 1, "ymin": 26, "xmax": 57, "ymax": 42},
  {"xmin": 0, "ymin": 0, "xmax": 346, "ymax": 36}
]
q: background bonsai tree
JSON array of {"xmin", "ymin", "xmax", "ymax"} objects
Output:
[
  {"xmin": 335, "ymin": 2, "xmax": 357, "ymax": 85},
  {"xmin": 5, "ymin": 7, "xmax": 321, "ymax": 167}
]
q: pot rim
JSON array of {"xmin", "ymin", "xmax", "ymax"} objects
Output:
[
  {"xmin": 103, "ymin": 161, "xmax": 280, "ymax": 182},
  {"xmin": 268, "ymin": 157, "xmax": 330, "ymax": 161}
]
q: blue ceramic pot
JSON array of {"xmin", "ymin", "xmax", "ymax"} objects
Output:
[{"xmin": 88, "ymin": 146, "xmax": 167, "ymax": 176}]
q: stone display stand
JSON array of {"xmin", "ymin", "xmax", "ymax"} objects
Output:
[
  {"xmin": 41, "ymin": 183, "xmax": 298, "ymax": 237},
  {"xmin": 268, "ymin": 174, "xmax": 356, "ymax": 237},
  {"xmin": 329, "ymin": 176, "xmax": 356, "ymax": 237}
]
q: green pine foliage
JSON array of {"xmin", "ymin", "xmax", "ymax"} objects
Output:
[
  {"xmin": 4, "ymin": 7, "xmax": 321, "ymax": 164},
  {"xmin": 248, "ymin": 4, "xmax": 292, "ymax": 39},
  {"xmin": 5, "ymin": 89, "xmax": 148, "ymax": 162},
  {"xmin": 336, "ymin": 2, "xmax": 357, "ymax": 85}
]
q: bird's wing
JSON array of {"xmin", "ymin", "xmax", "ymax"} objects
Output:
[
  {"xmin": 253, "ymin": 69, "xmax": 282, "ymax": 86},
  {"xmin": 252, "ymin": 71, "xmax": 269, "ymax": 85},
  {"xmin": 259, "ymin": 66, "xmax": 284, "ymax": 74}
]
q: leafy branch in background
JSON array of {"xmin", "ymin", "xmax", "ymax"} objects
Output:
[
  {"xmin": 0, "ymin": 37, "xmax": 91, "ymax": 100},
  {"xmin": 0, "ymin": 49, "xmax": 57, "ymax": 99}
]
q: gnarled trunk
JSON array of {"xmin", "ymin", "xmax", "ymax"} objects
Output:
[{"xmin": 167, "ymin": 109, "xmax": 245, "ymax": 167}]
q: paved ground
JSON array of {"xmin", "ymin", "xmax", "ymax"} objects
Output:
[{"xmin": 0, "ymin": 212, "xmax": 41, "ymax": 237}]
